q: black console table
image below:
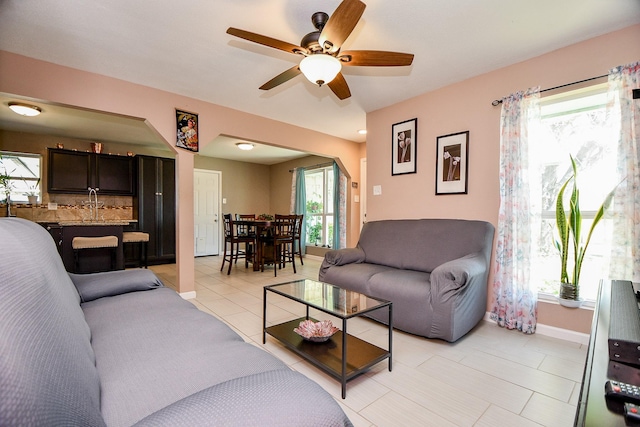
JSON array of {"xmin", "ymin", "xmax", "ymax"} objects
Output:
[{"xmin": 575, "ymin": 279, "xmax": 635, "ymax": 426}]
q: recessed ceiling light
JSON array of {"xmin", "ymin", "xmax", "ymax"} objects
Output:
[
  {"xmin": 358, "ymin": 129, "xmax": 367, "ymax": 135},
  {"xmin": 236, "ymin": 142, "xmax": 254, "ymax": 151},
  {"xmin": 8, "ymin": 102, "xmax": 42, "ymax": 117}
]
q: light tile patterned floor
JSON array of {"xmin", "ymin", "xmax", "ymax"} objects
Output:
[{"xmin": 150, "ymin": 256, "xmax": 587, "ymax": 427}]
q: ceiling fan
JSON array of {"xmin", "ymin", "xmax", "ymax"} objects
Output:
[{"xmin": 226, "ymin": 0, "xmax": 414, "ymax": 100}]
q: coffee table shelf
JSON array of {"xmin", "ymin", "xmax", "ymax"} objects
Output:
[
  {"xmin": 263, "ymin": 279, "xmax": 392, "ymax": 398},
  {"xmin": 266, "ymin": 317, "xmax": 389, "ymax": 379}
]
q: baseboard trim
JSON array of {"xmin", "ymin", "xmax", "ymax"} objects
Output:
[
  {"xmin": 483, "ymin": 312, "xmax": 590, "ymax": 345},
  {"xmin": 180, "ymin": 291, "xmax": 197, "ymax": 300},
  {"xmin": 536, "ymin": 323, "xmax": 590, "ymax": 345},
  {"xmin": 304, "ymin": 254, "xmax": 324, "ymax": 262}
]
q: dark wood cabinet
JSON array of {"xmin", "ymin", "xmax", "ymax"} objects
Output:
[
  {"xmin": 47, "ymin": 148, "xmax": 135, "ymax": 195},
  {"xmin": 48, "ymin": 149, "xmax": 91, "ymax": 193},
  {"xmin": 95, "ymin": 154, "xmax": 136, "ymax": 194},
  {"xmin": 134, "ymin": 155, "xmax": 175, "ymax": 265}
]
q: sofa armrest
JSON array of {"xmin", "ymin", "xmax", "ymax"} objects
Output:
[
  {"xmin": 324, "ymin": 248, "xmax": 366, "ymax": 266},
  {"xmin": 69, "ymin": 269, "xmax": 164, "ymax": 303},
  {"xmin": 133, "ymin": 370, "xmax": 352, "ymax": 427},
  {"xmin": 319, "ymin": 248, "xmax": 366, "ymax": 281},
  {"xmin": 430, "ymin": 252, "xmax": 487, "ymax": 298},
  {"xmin": 429, "ymin": 252, "xmax": 489, "ymax": 341}
]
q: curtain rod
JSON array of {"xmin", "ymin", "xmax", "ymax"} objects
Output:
[
  {"xmin": 491, "ymin": 74, "xmax": 608, "ymax": 106},
  {"xmin": 289, "ymin": 161, "xmax": 334, "ymax": 173}
]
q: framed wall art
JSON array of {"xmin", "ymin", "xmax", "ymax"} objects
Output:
[
  {"xmin": 435, "ymin": 131, "xmax": 469, "ymax": 195},
  {"xmin": 176, "ymin": 109, "xmax": 199, "ymax": 152},
  {"xmin": 391, "ymin": 118, "xmax": 417, "ymax": 175}
]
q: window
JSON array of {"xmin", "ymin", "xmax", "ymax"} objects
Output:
[
  {"xmin": 304, "ymin": 166, "xmax": 334, "ymax": 247},
  {"xmin": 0, "ymin": 151, "xmax": 41, "ymax": 203},
  {"xmin": 529, "ymin": 84, "xmax": 617, "ymax": 301}
]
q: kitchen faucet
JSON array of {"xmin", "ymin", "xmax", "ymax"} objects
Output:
[{"xmin": 87, "ymin": 187, "xmax": 100, "ymax": 221}]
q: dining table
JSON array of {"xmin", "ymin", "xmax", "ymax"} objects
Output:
[{"xmin": 233, "ymin": 219, "xmax": 274, "ymax": 271}]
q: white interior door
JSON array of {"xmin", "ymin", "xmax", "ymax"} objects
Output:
[{"xmin": 194, "ymin": 169, "xmax": 221, "ymax": 256}]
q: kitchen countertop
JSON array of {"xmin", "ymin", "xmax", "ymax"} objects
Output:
[{"xmin": 37, "ymin": 220, "xmax": 137, "ymax": 226}]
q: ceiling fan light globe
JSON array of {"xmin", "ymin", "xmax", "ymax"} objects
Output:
[{"xmin": 300, "ymin": 54, "xmax": 341, "ymax": 87}]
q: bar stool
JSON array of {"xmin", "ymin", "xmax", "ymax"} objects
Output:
[
  {"xmin": 72, "ymin": 235, "xmax": 118, "ymax": 273},
  {"xmin": 122, "ymin": 231, "xmax": 149, "ymax": 268}
]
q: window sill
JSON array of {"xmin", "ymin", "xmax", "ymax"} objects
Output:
[{"xmin": 538, "ymin": 291, "xmax": 596, "ymax": 309}]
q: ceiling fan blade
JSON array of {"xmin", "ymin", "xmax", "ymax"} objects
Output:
[
  {"xmin": 259, "ymin": 66, "xmax": 302, "ymax": 90},
  {"xmin": 318, "ymin": 0, "xmax": 366, "ymax": 54},
  {"xmin": 227, "ymin": 27, "xmax": 306, "ymax": 55},
  {"xmin": 340, "ymin": 50, "xmax": 414, "ymax": 67},
  {"xmin": 328, "ymin": 73, "xmax": 351, "ymax": 100}
]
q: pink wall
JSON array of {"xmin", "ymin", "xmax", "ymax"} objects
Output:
[
  {"xmin": 0, "ymin": 51, "xmax": 363, "ymax": 294},
  {"xmin": 366, "ymin": 24, "xmax": 640, "ymax": 332}
]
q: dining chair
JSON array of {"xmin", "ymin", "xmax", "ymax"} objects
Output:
[
  {"xmin": 260, "ymin": 214, "xmax": 296, "ymax": 277},
  {"xmin": 235, "ymin": 213, "xmax": 257, "ymax": 262},
  {"xmin": 235, "ymin": 214, "xmax": 256, "ymax": 237},
  {"xmin": 220, "ymin": 214, "xmax": 254, "ymax": 275}
]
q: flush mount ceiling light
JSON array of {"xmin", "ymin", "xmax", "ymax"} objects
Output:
[
  {"xmin": 8, "ymin": 102, "xmax": 42, "ymax": 117},
  {"xmin": 299, "ymin": 54, "xmax": 342, "ymax": 86},
  {"xmin": 236, "ymin": 142, "xmax": 255, "ymax": 151}
]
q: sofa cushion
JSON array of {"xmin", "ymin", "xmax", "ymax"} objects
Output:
[
  {"xmin": 82, "ymin": 287, "xmax": 290, "ymax": 427},
  {"xmin": 320, "ymin": 262, "xmax": 390, "ymax": 296},
  {"xmin": 133, "ymin": 370, "xmax": 353, "ymax": 427},
  {"xmin": 0, "ymin": 218, "xmax": 104, "ymax": 427},
  {"xmin": 366, "ymin": 269, "xmax": 433, "ymax": 333},
  {"xmin": 357, "ymin": 219, "xmax": 494, "ymax": 273},
  {"xmin": 70, "ymin": 269, "xmax": 164, "ymax": 302}
]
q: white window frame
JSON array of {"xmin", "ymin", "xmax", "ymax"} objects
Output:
[
  {"xmin": 532, "ymin": 83, "xmax": 615, "ymax": 305},
  {"xmin": 304, "ymin": 165, "xmax": 335, "ymax": 248},
  {"xmin": 0, "ymin": 151, "xmax": 42, "ymax": 203}
]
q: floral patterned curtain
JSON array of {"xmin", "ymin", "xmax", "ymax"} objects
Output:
[
  {"xmin": 608, "ymin": 62, "xmax": 640, "ymax": 282},
  {"xmin": 490, "ymin": 88, "xmax": 540, "ymax": 334}
]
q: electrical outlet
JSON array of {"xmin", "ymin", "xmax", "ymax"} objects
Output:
[{"xmin": 47, "ymin": 202, "xmax": 57, "ymax": 210}]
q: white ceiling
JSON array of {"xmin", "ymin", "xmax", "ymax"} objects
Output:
[{"xmin": 0, "ymin": 0, "xmax": 639, "ymax": 160}]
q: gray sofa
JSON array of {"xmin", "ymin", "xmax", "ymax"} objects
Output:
[
  {"xmin": 0, "ymin": 218, "xmax": 352, "ymax": 427},
  {"xmin": 319, "ymin": 219, "xmax": 495, "ymax": 342}
]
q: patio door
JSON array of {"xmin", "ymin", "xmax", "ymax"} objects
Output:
[{"xmin": 194, "ymin": 169, "xmax": 221, "ymax": 256}]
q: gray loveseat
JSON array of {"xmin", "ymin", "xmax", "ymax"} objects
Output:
[
  {"xmin": 0, "ymin": 218, "xmax": 352, "ymax": 427},
  {"xmin": 319, "ymin": 219, "xmax": 495, "ymax": 342}
]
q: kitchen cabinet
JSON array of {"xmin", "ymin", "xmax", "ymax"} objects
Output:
[
  {"xmin": 95, "ymin": 154, "xmax": 136, "ymax": 195},
  {"xmin": 47, "ymin": 148, "xmax": 136, "ymax": 195},
  {"xmin": 47, "ymin": 149, "xmax": 90, "ymax": 193},
  {"xmin": 134, "ymin": 155, "xmax": 175, "ymax": 265}
]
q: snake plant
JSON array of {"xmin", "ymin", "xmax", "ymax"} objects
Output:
[{"xmin": 554, "ymin": 155, "xmax": 616, "ymax": 300}]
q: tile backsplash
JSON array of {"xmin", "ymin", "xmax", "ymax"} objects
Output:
[{"xmin": 1, "ymin": 195, "xmax": 133, "ymax": 222}]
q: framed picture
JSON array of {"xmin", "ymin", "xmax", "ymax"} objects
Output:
[
  {"xmin": 176, "ymin": 109, "xmax": 199, "ymax": 152},
  {"xmin": 391, "ymin": 118, "xmax": 417, "ymax": 175},
  {"xmin": 436, "ymin": 131, "xmax": 469, "ymax": 195}
]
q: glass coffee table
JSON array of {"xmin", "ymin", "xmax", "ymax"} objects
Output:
[{"xmin": 263, "ymin": 279, "xmax": 392, "ymax": 399}]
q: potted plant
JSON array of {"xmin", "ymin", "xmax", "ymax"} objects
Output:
[
  {"xmin": 554, "ymin": 155, "xmax": 617, "ymax": 307},
  {"xmin": 24, "ymin": 178, "xmax": 40, "ymax": 205}
]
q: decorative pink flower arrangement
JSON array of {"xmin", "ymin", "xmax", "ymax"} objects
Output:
[{"xmin": 294, "ymin": 319, "xmax": 339, "ymax": 342}]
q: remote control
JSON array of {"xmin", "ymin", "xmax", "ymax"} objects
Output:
[
  {"xmin": 605, "ymin": 380, "xmax": 640, "ymax": 404},
  {"xmin": 625, "ymin": 403, "xmax": 640, "ymax": 425}
]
